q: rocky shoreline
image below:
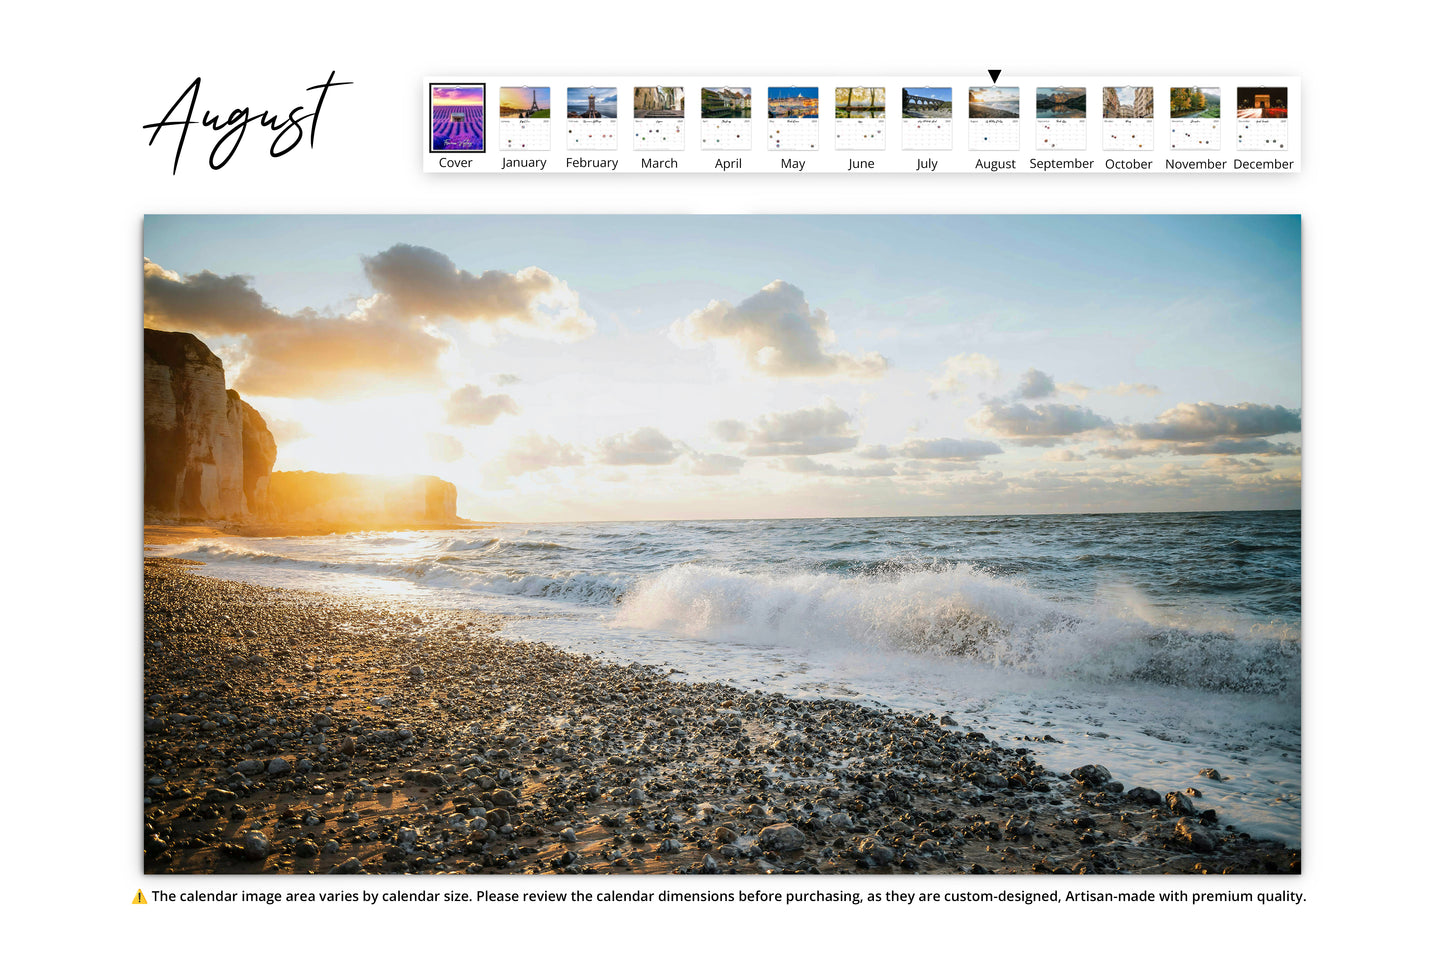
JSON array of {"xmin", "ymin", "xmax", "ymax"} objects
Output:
[{"xmin": 143, "ymin": 558, "xmax": 1301, "ymax": 876}]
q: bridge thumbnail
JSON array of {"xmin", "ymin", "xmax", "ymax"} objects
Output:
[{"xmin": 903, "ymin": 87, "xmax": 952, "ymax": 118}]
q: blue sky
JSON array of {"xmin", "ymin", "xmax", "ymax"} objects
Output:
[{"xmin": 143, "ymin": 215, "xmax": 1301, "ymax": 521}]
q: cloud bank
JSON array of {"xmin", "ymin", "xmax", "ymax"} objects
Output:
[
  {"xmin": 717, "ymin": 401, "xmax": 861, "ymax": 457},
  {"xmin": 143, "ymin": 245, "xmax": 592, "ymax": 398},
  {"xmin": 972, "ymin": 402, "xmax": 1115, "ymax": 447}
]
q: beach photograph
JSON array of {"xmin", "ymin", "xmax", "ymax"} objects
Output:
[
  {"xmin": 142, "ymin": 215, "xmax": 1302, "ymax": 877},
  {"xmin": 968, "ymin": 87, "xmax": 1020, "ymax": 118}
]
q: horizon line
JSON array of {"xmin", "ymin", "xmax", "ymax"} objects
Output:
[{"xmin": 461, "ymin": 506, "xmax": 1300, "ymax": 526}]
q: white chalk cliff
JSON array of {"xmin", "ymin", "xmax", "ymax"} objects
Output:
[{"xmin": 144, "ymin": 329, "xmax": 275, "ymax": 520}]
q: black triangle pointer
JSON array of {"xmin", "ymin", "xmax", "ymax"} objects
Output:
[{"xmin": 988, "ymin": 69, "xmax": 1002, "ymax": 84}]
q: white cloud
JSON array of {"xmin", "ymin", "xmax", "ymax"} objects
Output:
[
  {"xmin": 972, "ymin": 402, "xmax": 1114, "ymax": 447},
  {"xmin": 444, "ymin": 384, "xmax": 520, "ymax": 427},
  {"xmin": 142, "ymin": 244, "xmax": 592, "ymax": 398},
  {"xmin": 671, "ymin": 280, "xmax": 887, "ymax": 380},
  {"xmin": 780, "ymin": 456, "xmax": 896, "ymax": 477},
  {"xmin": 687, "ymin": 452, "xmax": 745, "ymax": 476},
  {"xmin": 893, "ymin": 437, "xmax": 1003, "ymax": 462},
  {"xmin": 1016, "ymin": 368, "xmax": 1056, "ymax": 400},
  {"xmin": 597, "ymin": 427, "xmax": 683, "ymax": 466},
  {"xmin": 1131, "ymin": 402, "xmax": 1301, "ymax": 442},
  {"xmin": 360, "ymin": 243, "xmax": 593, "ymax": 341},
  {"xmin": 727, "ymin": 401, "xmax": 860, "ymax": 456},
  {"xmin": 1168, "ymin": 439, "xmax": 1300, "ymax": 456},
  {"xmin": 491, "ymin": 433, "xmax": 584, "ymax": 477},
  {"xmin": 1107, "ymin": 402, "xmax": 1302, "ymax": 457}
]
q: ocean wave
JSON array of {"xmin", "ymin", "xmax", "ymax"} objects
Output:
[
  {"xmin": 615, "ymin": 563, "xmax": 1300, "ymax": 695},
  {"xmin": 175, "ymin": 542, "xmax": 626, "ymax": 605},
  {"xmin": 437, "ymin": 536, "xmax": 567, "ymax": 553},
  {"xmin": 169, "ymin": 525, "xmax": 1300, "ymax": 695}
]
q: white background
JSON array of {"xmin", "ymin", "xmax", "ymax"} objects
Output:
[{"xmin": 1, "ymin": 1, "xmax": 1434, "ymax": 956}]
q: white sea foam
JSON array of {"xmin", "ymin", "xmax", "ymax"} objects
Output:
[
  {"xmin": 164, "ymin": 539, "xmax": 1298, "ymax": 694},
  {"xmin": 616, "ymin": 563, "xmax": 1299, "ymax": 695}
]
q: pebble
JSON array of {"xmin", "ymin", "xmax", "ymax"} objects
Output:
[
  {"xmin": 858, "ymin": 836, "xmax": 896, "ymax": 866},
  {"xmin": 1124, "ymin": 787, "xmax": 1163, "ymax": 806},
  {"xmin": 240, "ymin": 831, "xmax": 270, "ymax": 861},
  {"xmin": 141, "ymin": 560, "xmax": 1302, "ymax": 878},
  {"xmin": 1070, "ymin": 764, "xmax": 1113, "ymax": 788},
  {"xmin": 757, "ymin": 823, "xmax": 806, "ymax": 852},
  {"xmin": 1166, "ymin": 791, "xmax": 1196, "ymax": 815},
  {"xmin": 1174, "ymin": 819, "xmax": 1218, "ymax": 853}
]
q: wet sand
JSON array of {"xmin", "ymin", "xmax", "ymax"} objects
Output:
[{"xmin": 143, "ymin": 558, "xmax": 1301, "ymax": 876}]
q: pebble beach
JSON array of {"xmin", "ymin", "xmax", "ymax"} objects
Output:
[{"xmin": 143, "ymin": 557, "xmax": 1300, "ymax": 876}]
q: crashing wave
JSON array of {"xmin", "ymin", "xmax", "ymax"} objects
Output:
[{"xmin": 616, "ymin": 564, "xmax": 1300, "ymax": 695}]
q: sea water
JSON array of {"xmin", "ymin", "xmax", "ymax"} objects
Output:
[{"xmin": 154, "ymin": 511, "xmax": 1302, "ymax": 845}]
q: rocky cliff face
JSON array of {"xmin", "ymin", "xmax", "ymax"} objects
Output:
[
  {"xmin": 235, "ymin": 394, "xmax": 276, "ymax": 515},
  {"xmin": 269, "ymin": 472, "xmax": 458, "ymax": 524},
  {"xmin": 144, "ymin": 329, "xmax": 276, "ymax": 520},
  {"xmin": 146, "ymin": 329, "xmax": 460, "ymax": 527}
]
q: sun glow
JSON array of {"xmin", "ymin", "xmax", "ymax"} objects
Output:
[{"xmin": 267, "ymin": 393, "xmax": 479, "ymax": 476}]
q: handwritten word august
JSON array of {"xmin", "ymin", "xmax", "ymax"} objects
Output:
[{"xmin": 142, "ymin": 72, "xmax": 353, "ymax": 174}]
